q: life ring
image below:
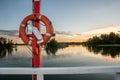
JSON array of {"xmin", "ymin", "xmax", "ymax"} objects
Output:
[{"xmin": 19, "ymin": 13, "xmax": 54, "ymax": 45}]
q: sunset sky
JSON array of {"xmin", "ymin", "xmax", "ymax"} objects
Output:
[{"xmin": 0, "ymin": 0, "xmax": 120, "ymax": 34}]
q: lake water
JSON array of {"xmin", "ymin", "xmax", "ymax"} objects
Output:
[{"xmin": 0, "ymin": 45, "xmax": 120, "ymax": 80}]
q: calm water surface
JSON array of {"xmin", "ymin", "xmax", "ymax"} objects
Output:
[{"xmin": 0, "ymin": 45, "xmax": 120, "ymax": 80}]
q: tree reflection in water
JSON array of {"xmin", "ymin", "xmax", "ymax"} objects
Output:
[
  {"xmin": 45, "ymin": 39, "xmax": 58, "ymax": 56},
  {"xmin": 0, "ymin": 37, "xmax": 17, "ymax": 58},
  {"xmin": 0, "ymin": 46, "xmax": 15, "ymax": 58},
  {"xmin": 0, "ymin": 47, "xmax": 7, "ymax": 58},
  {"xmin": 84, "ymin": 45, "xmax": 120, "ymax": 58}
]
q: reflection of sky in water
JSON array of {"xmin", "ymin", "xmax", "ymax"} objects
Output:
[
  {"xmin": 51, "ymin": 45, "xmax": 120, "ymax": 60},
  {"xmin": 0, "ymin": 46, "xmax": 120, "ymax": 67},
  {"xmin": 5, "ymin": 46, "xmax": 32, "ymax": 58},
  {"xmin": 0, "ymin": 45, "xmax": 119, "ymax": 80},
  {"xmin": 42, "ymin": 45, "xmax": 120, "ymax": 67},
  {"xmin": 1, "ymin": 45, "xmax": 120, "ymax": 67}
]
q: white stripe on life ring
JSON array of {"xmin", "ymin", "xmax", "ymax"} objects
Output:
[
  {"xmin": 21, "ymin": 24, "xmax": 25, "ymax": 27},
  {"xmin": 28, "ymin": 39, "xmax": 32, "ymax": 45},
  {"xmin": 37, "ymin": 39, "xmax": 44, "ymax": 44},
  {"xmin": 46, "ymin": 33, "xmax": 51, "ymax": 36},
  {"xmin": 39, "ymin": 15, "xmax": 42, "ymax": 19}
]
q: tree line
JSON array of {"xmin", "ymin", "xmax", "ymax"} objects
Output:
[
  {"xmin": 85, "ymin": 32, "xmax": 120, "ymax": 45},
  {"xmin": 0, "ymin": 37, "xmax": 14, "ymax": 48}
]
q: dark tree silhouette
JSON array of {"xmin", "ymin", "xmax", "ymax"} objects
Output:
[
  {"xmin": 45, "ymin": 38, "xmax": 58, "ymax": 56},
  {"xmin": 85, "ymin": 32, "xmax": 120, "ymax": 45},
  {"xmin": 0, "ymin": 37, "xmax": 14, "ymax": 58}
]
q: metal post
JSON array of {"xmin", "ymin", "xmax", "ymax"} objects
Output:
[
  {"xmin": 32, "ymin": 0, "xmax": 42, "ymax": 80},
  {"xmin": 37, "ymin": 74, "xmax": 44, "ymax": 80}
]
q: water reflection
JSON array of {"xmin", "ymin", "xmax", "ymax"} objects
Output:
[
  {"xmin": 45, "ymin": 45, "xmax": 58, "ymax": 56},
  {"xmin": 84, "ymin": 45, "xmax": 120, "ymax": 58},
  {"xmin": 0, "ymin": 45, "xmax": 17, "ymax": 58},
  {"xmin": 45, "ymin": 42, "xmax": 69, "ymax": 56},
  {"xmin": 45, "ymin": 43, "xmax": 120, "ymax": 59},
  {"xmin": 44, "ymin": 39, "xmax": 59, "ymax": 56},
  {"xmin": 1, "ymin": 43, "xmax": 120, "ymax": 59},
  {"xmin": 0, "ymin": 47, "xmax": 7, "ymax": 58}
]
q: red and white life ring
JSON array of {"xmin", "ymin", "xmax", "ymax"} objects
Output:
[{"xmin": 19, "ymin": 13, "xmax": 54, "ymax": 45}]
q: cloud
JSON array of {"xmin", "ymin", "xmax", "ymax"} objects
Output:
[
  {"xmin": 55, "ymin": 30, "xmax": 73, "ymax": 35},
  {"xmin": 0, "ymin": 24, "xmax": 120, "ymax": 43}
]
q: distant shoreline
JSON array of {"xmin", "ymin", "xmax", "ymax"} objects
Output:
[{"xmin": 97, "ymin": 44, "xmax": 120, "ymax": 47}]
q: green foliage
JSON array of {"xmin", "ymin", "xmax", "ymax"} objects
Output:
[
  {"xmin": 45, "ymin": 38, "xmax": 58, "ymax": 55},
  {"xmin": 85, "ymin": 32, "xmax": 120, "ymax": 45},
  {"xmin": 0, "ymin": 37, "xmax": 14, "ymax": 48},
  {"xmin": 0, "ymin": 37, "xmax": 14, "ymax": 58}
]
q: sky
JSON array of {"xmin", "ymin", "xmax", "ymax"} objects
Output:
[{"xmin": 0, "ymin": 0, "xmax": 120, "ymax": 34}]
